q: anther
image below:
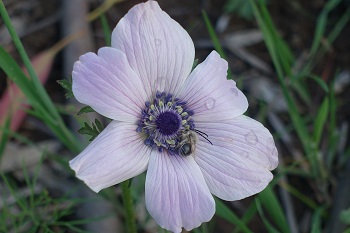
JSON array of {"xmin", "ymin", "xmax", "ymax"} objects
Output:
[
  {"xmin": 137, "ymin": 90, "xmax": 200, "ymax": 155},
  {"xmin": 156, "ymin": 91, "xmax": 162, "ymax": 99},
  {"xmin": 144, "ymin": 138, "xmax": 152, "ymax": 146}
]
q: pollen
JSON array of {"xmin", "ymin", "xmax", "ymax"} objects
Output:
[{"xmin": 136, "ymin": 90, "xmax": 196, "ymax": 155}]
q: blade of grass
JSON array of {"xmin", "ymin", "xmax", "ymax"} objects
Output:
[
  {"xmin": 250, "ymin": 0, "xmax": 319, "ymax": 176},
  {"xmin": 0, "ymin": 3, "xmax": 82, "ymax": 153},
  {"xmin": 307, "ymin": 75, "xmax": 329, "ymax": 93},
  {"xmin": 215, "ymin": 198, "xmax": 254, "ymax": 233},
  {"xmin": 251, "ymin": 0, "xmax": 311, "ymax": 109},
  {"xmin": 202, "ymin": 10, "xmax": 233, "ymax": 80},
  {"xmin": 0, "ymin": 47, "xmax": 37, "ymax": 103},
  {"xmin": 257, "ymin": 185, "xmax": 291, "ymax": 233},
  {"xmin": 310, "ymin": 207, "xmax": 326, "ymax": 233},
  {"xmin": 0, "ymin": 46, "xmax": 80, "ymax": 153},
  {"xmin": 255, "ymin": 198, "xmax": 281, "ymax": 233},
  {"xmin": 100, "ymin": 14, "xmax": 111, "ymax": 46},
  {"xmin": 309, "ymin": 0, "xmax": 342, "ymax": 57},
  {"xmin": 327, "ymin": 81, "xmax": 338, "ymax": 168},
  {"xmin": 326, "ymin": 7, "xmax": 350, "ymax": 47},
  {"xmin": 233, "ymin": 203, "xmax": 258, "ymax": 233},
  {"xmin": 279, "ymin": 182, "xmax": 320, "ymax": 212},
  {"xmin": 0, "ymin": 174, "xmax": 33, "ymax": 220},
  {"xmin": 258, "ymin": 1, "xmax": 294, "ymax": 76},
  {"xmin": 0, "ymin": 116, "xmax": 11, "ymax": 160},
  {"xmin": 0, "ymin": 0, "xmax": 58, "ymax": 119},
  {"xmin": 313, "ymin": 97, "xmax": 329, "ymax": 147},
  {"xmin": 300, "ymin": 7, "xmax": 350, "ymax": 78},
  {"xmin": 0, "ymin": 40, "xmax": 69, "ymax": 132}
]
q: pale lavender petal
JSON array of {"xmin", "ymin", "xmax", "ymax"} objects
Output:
[
  {"xmin": 145, "ymin": 152, "xmax": 215, "ymax": 233},
  {"xmin": 194, "ymin": 115, "xmax": 278, "ymax": 201},
  {"xmin": 72, "ymin": 47, "xmax": 147, "ymax": 122},
  {"xmin": 177, "ymin": 51, "xmax": 248, "ymax": 122},
  {"xmin": 69, "ymin": 121, "xmax": 151, "ymax": 193},
  {"xmin": 111, "ymin": 1, "xmax": 195, "ymax": 96}
]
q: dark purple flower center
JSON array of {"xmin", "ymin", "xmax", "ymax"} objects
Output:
[
  {"xmin": 136, "ymin": 90, "xmax": 196, "ymax": 155},
  {"xmin": 155, "ymin": 112, "xmax": 181, "ymax": 136}
]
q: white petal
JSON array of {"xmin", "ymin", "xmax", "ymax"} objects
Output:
[
  {"xmin": 194, "ymin": 115, "xmax": 278, "ymax": 201},
  {"xmin": 69, "ymin": 121, "xmax": 151, "ymax": 192},
  {"xmin": 177, "ymin": 51, "xmax": 248, "ymax": 122},
  {"xmin": 111, "ymin": 1, "xmax": 195, "ymax": 96},
  {"xmin": 145, "ymin": 152, "xmax": 215, "ymax": 233},
  {"xmin": 72, "ymin": 47, "xmax": 147, "ymax": 122}
]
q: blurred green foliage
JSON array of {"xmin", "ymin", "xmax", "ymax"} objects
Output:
[{"xmin": 224, "ymin": 0, "xmax": 269, "ymax": 20}]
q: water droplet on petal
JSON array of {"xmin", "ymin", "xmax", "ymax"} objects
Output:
[
  {"xmin": 225, "ymin": 137, "xmax": 234, "ymax": 143},
  {"xmin": 155, "ymin": 39, "xmax": 161, "ymax": 46},
  {"xmin": 245, "ymin": 130, "xmax": 258, "ymax": 145},
  {"xmin": 205, "ymin": 97, "xmax": 216, "ymax": 110},
  {"xmin": 230, "ymin": 87, "xmax": 239, "ymax": 97},
  {"xmin": 241, "ymin": 151, "xmax": 249, "ymax": 158}
]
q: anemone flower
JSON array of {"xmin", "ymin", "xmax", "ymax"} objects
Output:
[{"xmin": 69, "ymin": 1, "xmax": 278, "ymax": 232}]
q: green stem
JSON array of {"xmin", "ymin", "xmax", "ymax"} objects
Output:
[
  {"xmin": 0, "ymin": 1, "xmax": 48, "ymax": 105},
  {"xmin": 0, "ymin": 0, "xmax": 80, "ymax": 153},
  {"xmin": 121, "ymin": 180, "xmax": 137, "ymax": 233},
  {"xmin": 0, "ymin": 2, "xmax": 28, "ymax": 69}
]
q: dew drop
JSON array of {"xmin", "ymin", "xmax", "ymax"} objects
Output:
[
  {"xmin": 245, "ymin": 130, "xmax": 258, "ymax": 145},
  {"xmin": 230, "ymin": 87, "xmax": 239, "ymax": 97},
  {"xmin": 225, "ymin": 137, "xmax": 234, "ymax": 143},
  {"xmin": 155, "ymin": 39, "xmax": 161, "ymax": 46},
  {"xmin": 241, "ymin": 151, "xmax": 249, "ymax": 158},
  {"xmin": 205, "ymin": 97, "xmax": 216, "ymax": 110}
]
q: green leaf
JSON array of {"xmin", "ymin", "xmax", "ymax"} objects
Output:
[
  {"xmin": 77, "ymin": 123, "xmax": 92, "ymax": 135},
  {"xmin": 77, "ymin": 120, "xmax": 102, "ymax": 141},
  {"xmin": 77, "ymin": 106, "xmax": 95, "ymax": 115},
  {"xmin": 94, "ymin": 119, "xmax": 104, "ymax": 132},
  {"xmin": 57, "ymin": 79, "xmax": 74, "ymax": 98},
  {"xmin": 192, "ymin": 59, "xmax": 199, "ymax": 71}
]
